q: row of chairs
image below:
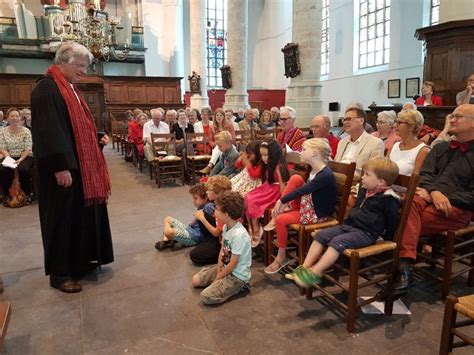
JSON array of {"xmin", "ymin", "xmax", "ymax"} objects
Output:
[{"xmin": 263, "ymin": 154, "xmax": 474, "ymax": 334}]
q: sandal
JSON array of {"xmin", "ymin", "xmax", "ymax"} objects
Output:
[
  {"xmin": 264, "ymin": 258, "xmax": 290, "ymax": 275},
  {"xmin": 263, "ymin": 218, "xmax": 276, "ymax": 232},
  {"xmin": 251, "ymin": 229, "xmax": 263, "ymax": 248}
]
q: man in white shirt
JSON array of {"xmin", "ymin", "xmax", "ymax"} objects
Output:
[
  {"xmin": 456, "ymin": 73, "xmax": 474, "ymax": 105},
  {"xmin": 143, "ymin": 108, "xmax": 170, "ymax": 161},
  {"xmin": 334, "ymin": 107, "xmax": 384, "ymax": 179}
]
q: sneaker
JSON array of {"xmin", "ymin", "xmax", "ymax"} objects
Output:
[
  {"xmin": 293, "ymin": 268, "xmax": 322, "ymax": 289},
  {"xmin": 170, "ymin": 242, "xmax": 185, "ymax": 251},
  {"xmin": 285, "ymin": 265, "xmax": 305, "ymax": 281},
  {"xmin": 263, "ymin": 218, "xmax": 276, "ymax": 232},
  {"xmin": 264, "ymin": 258, "xmax": 291, "ymax": 275}
]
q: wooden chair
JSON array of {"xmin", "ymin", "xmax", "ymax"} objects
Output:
[
  {"xmin": 265, "ymin": 160, "xmax": 356, "ymax": 267},
  {"xmin": 185, "ymin": 133, "xmax": 212, "ymax": 185},
  {"xmin": 0, "ymin": 302, "xmax": 11, "ymax": 349},
  {"xmin": 415, "ymin": 218, "xmax": 474, "ymax": 300},
  {"xmin": 440, "ymin": 294, "xmax": 474, "ymax": 354},
  {"xmin": 255, "ymin": 128, "xmax": 276, "ymax": 142},
  {"xmin": 235, "ymin": 129, "xmax": 252, "ymax": 152},
  {"xmin": 305, "ymin": 173, "xmax": 419, "ymax": 333},
  {"xmin": 150, "ymin": 133, "xmax": 185, "ymax": 188}
]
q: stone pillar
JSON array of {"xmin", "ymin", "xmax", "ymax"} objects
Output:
[
  {"xmin": 189, "ymin": 0, "xmax": 209, "ymax": 109},
  {"xmin": 223, "ymin": 0, "xmax": 249, "ymax": 111},
  {"xmin": 439, "ymin": 0, "xmax": 474, "ymax": 23},
  {"xmin": 285, "ymin": 0, "xmax": 323, "ymax": 127}
]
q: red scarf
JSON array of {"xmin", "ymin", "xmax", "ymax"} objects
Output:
[{"xmin": 47, "ymin": 65, "xmax": 111, "ymax": 206}]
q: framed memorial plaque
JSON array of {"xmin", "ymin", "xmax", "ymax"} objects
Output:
[
  {"xmin": 388, "ymin": 79, "xmax": 401, "ymax": 98},
  {"xmin": 406, "ymin": 77, "xmax": 420, "ymax": 98}
]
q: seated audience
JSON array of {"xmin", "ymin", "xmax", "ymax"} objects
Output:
[
  {"xmin": 389, "ymin": 109, "xmax": 430, "ymax": 176},
  {"xmin": 310, "ymin": 114, "xmax": 339, "ymax": 159},
  {"xmin": 276, "ymin": 106, "xmax": 306, "ymax": 152},
  {"xmin": 234, "ymin": 108, "xmax": 246, "ymax": 123},
  {"xmin": 193, "ymin": 107, "xmax": 213, "ymax": 139},
  {"xmin": 129, "ymin": 112, "xmax": 147, "ymax": 158},
  {"xmin": 415, "ymin": 81, "xmax": 443, "ymax": 106},
  {"xmin": 20, "ymin": 108, "xmax": 32, "ymax": 131},
  {"xmin": 0, "ymin": 108, "xmax": 35, "ymax": 205},
  {"xmin": 165, "ymin": 109, "xmax": 177, "ymax": 129},
  {"xmin": 395, "ymin": 104, "xmax": 474, "ymax": 292},
  {"xmin": 372, "ymin": 110, "xmax": 401, "ymax": 153},
  {"xmin": 225, "ymin": 109, "xmax": 240, "ymax": 131},
  {"xmin": 402, "ymin": 102, "xmax": 441, "ymax": 144},
  {"xmin": 270, "ymin": 106, "xmax": 280, "ymax": 124},
  {"xmin": 263, "ymin": 138, "xmax": 338, "ymax": 274},
  {"xmin": 335, "ymin": 106, "xmax": 384, "ymax": 179},
  {"xmin": 155, "ymin": 183, "xmax": 215, "ymax": 251},
  {"xmin": 192, "ymin": 191, "xmax": 251, "ymax": 305},
  {"xmin": 456, "ymin": 73, "xmax": 474, "ymax": 105},
  {"xmin": 287, "ymin": 158, "xmax": 400, "ymax": 288},
  {"xmin": 171, "ymin": 109, "xmax": 194, "ymax": 155},
  {"xmin": 342, "ymin": 102, "xmax": 375, "ymax": 135},
  {"xmin": 143, "ymin": 108, "xmax": 170, "ymax": 162},
  {"xmin": 0, "ymin": 111, "xmax": 5, "ymax": 128},
  {"xmin": 190, "ymin": 176, "xmax": 233, "ymax": 265},
  {"xmin": 259, "ymin": 110, "xmax": 276, "ymax": 130},
  {"xmin": 238, "ymin": 108, "xmax": 260, "ymax": 132},
  {"xmin": 188, "ymin": 108, "xmax": 200, "ymax": 126},
  {"xmin": 231, "ymin": 140, "xmax": 262, "ymax": 196},
  {"xmin": 210, "ymin": 131, "xmax": 240, "ymax": 178},
  {"xmin": 200, "ymin": 109, "xmax": 236, "ymax": 174},
  {"xmin": 245, "ymin": 140, "xmax": 289, "ymax": 247}
]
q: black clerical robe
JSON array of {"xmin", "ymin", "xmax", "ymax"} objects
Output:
[{"xmin": 31, "ymin": 76, "xmax": 114, "ymax": 277}]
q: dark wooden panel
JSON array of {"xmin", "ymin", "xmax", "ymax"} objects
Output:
[
  {"xmin": 127, "ymin": 85, "xmax": 145, "ymax": 104},
  {"xmin": 145, "ymin": 86, "xmax": 164, "ymax": 103},
  {"xmin": 0, "ymin": 84, "xmax": 10, "ymax": 105},
  {"xmin": 163, "ymin": 86, "xmax": 177, "ymax": 104},
  {"xmin": 107, "ymin": 84, "xmax": 128, "ymax": 104}
]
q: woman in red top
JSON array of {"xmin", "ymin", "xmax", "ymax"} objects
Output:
[
  {"xmin": 415, "ymin": 81, "xmax": 443, "ymax": 106},
  {"xmin": 128, "ymin": 112, "xmax": 146, "ymax": 157}
]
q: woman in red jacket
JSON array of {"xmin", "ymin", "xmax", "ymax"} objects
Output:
[
  {"xmin": 129, "ymin": 112, "xmax": 146, "ymax": 157},
  {"xmin": 415, "ymin": 81, "xmax": 443, "ymax": 106}
]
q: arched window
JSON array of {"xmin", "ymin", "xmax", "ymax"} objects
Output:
[
  {"xmin": 358, "ymin": 0, "xmax": 391, "ymax": 69},
  {"xmin": 206, "ymin": 0, "xmax": 227, "ymax": 88},
  {"xmin": 321, "ymin": 0, "xmax": 330, "ymax": 76}
]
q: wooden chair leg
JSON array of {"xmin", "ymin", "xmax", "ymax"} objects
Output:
[
  {"xmin": 384, "ymin": 254, "xmax": 397, "ymax": 316},
  {"xmin": 468, "ymin": 247, "xmax": 474, "ymax": 287},
  {"xmin": 347, "ymin": 252, "xmax": 360, "ymax": 333},
  {"xmin": 0, "ymin": 302, "xmax": 12, "ymax": 349},
  {"xmin": 298, "ymin": 228, "xmax": 306, "ymax": 266},
  {"xmin": 442, "ymin": 232, "xmax": 456, "ymax": 300},
  {"xmin": 439, "ymin": 295, "xmax": 458, "ymax": 355}
]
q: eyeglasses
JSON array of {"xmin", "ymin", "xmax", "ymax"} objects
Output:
[
  {"xmin": 376, "ymin": 120, "xmax": 388, "ymax": 125},
  {"xmin": 394, "ymin": 120, "xmax": 410, "ymax": 125},
  {"xmin": 448, "ymin": 114, "xmax": 474, "ymax": 120}
]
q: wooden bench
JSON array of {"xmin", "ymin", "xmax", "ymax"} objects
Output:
[{"xmin": 0, "ymin": 302, "xmax": 12, "ymax": 348}]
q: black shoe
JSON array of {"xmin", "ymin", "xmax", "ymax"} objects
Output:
[
  {"xmin": 170, "ymin": 242, "xmax": 185, "ymax": 251},
  {"xmin": 50, "ymin": 275, "xmax": 82, "ymax": 293},
  {"xmin": 155, "ymin": 240, "xmax": 176, "ymax": 251},
  {"xmin": 394, "ymin": 268, "xmax": 413, "ymax": 291}
]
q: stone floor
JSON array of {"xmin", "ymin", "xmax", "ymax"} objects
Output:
[{"xmin": 1, "ymin": 146, "xmax": 473, "ymax": 354}]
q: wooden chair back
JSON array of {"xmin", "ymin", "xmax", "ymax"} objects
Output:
[
  {"xmin": 150, "ymin": 133, "xmax": 176, "ymax": 157},
  {"xmin": 327, "ymin": 161, "xmax": 356, "ymax": 223},
  {"xmin": 235, "ymin": 129, "xmax": 252, "ymax": 151},
  {"xmin": 185, "ymin": 133, "xmax": 211, "ymax": 155},
  {"xmin": 255, "ymin": 128, "xmax": 276, "ymax": 142}
]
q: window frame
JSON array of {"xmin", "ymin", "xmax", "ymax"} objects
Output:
[{"xmin": 206, "ymin": 0, "xmax": 227, "ymax": 89}]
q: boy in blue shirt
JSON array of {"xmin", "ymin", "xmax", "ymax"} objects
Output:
[
  {"xmin": 192, "ymin": 191, "xmax": 252, "ymax": 305},
  {"xmin": 155, "ymin": 183, "xmax": 216, "ymax": 251}
]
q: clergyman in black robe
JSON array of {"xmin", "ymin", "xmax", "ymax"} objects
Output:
[{"xmin": 31, "ymin": 42, "xmax": 114, "ymax": 293}]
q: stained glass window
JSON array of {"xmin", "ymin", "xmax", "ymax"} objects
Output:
[{"xmin": 206, "ymin": 0, "xmax": 227, "ymax": 88}]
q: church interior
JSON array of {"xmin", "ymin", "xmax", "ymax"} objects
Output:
[{"xmin": 1, "ymin": 0, "xmax": 474, "ymax": 354}]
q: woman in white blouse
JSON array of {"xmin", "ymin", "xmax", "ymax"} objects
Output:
[
  {"xmin": 0, "ymin": 107, "xmax": 34, "ymax": 205},
  {"xmin": 389, "ymin": 109, "xmax": 430, "ymax": 176}
]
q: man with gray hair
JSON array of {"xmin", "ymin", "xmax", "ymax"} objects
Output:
[
  {"xmin": 270, "ymin": 106, "xmax": 280, "ymax": 124},
  {"xmin": 31, "ymin": 41, "xmax": 114, "ymax": 293},
  {"xmin": 276, "ymin": 106, "xmax": 306, "ymax": 152},
  {"xmin": 143, "ymin": 108, "xmax": 170, "ymax": 161},
  {"xmin": 165, "ymin": 109, "xmax": 177, "ymax": 129},
  {"xmin": 310, "ymin": 114, "xmax": 339, "ymax": 159}
]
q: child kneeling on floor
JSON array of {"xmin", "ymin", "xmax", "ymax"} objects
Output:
[
  {"xmin": 155, "ymin": 183, "xmax": 215, "ymax": 251},
  {"xmin": 287, "ymin": 157, "xmax": 401, "ymax": 289},
  {"xmin": 192, "ymin": 191, "xmax": 252, "ymax": 305}
]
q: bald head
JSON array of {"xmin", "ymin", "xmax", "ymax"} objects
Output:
[
  {"xmin": 449, "ymin": 104, "xmax": 474, "ymax": 142},
  {"xmin": 311, "ymin": 114, "xmax": 331, "ymax": 138}
]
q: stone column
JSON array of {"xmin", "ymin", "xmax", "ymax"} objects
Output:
[
  {"xmin": 223, "ymin": 0, "xmax": 249, "ymax": 111},
  {"xmin": 189, "ymin": 0, "xmax": 209, "ymax": 109},
  {"xmin": 285, "ymin": 0, "xmax": 323, "ymax": 127}
]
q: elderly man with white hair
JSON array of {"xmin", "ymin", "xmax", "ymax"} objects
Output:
[
  {"xmin": 143, "ymin": 108, "xmax": 170, "ymax": 161},
  {"xmin": 310, "ymin": 114, "xmax": 339, "ymax": 159},
  {"xmin": 31, "ymin": 41, "xmax": 114, "ymax": 293},
  {"xmin": 165, "ymin": 109, "xmax": 177, "ymax": 129},
  {"xmin": 276, "ymin": 106, "xmax": 306, "ymax": 152}
]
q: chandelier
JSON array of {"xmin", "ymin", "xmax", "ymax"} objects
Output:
[{"xmin": 47, "ymin": 0, "xmax": 130, "ymax": 61}]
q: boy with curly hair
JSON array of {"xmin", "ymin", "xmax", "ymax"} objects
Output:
[
  {"xmin": 192, "ymin": 191, "xmax": 252, "ymax": 305},
  {"xmin": 155, "ymin": 183, "xmax": 215, "ymax": 251}
]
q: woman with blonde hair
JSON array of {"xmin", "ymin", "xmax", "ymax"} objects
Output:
[
  {"xmin": 263, "ymin": 138, "xmax": 338, "ymax": 274},
  {"xmin": 258, "ymin": 110, "xmax": 275, "ymax": 130},
  {"xmin": 389, "ymin": 109, "xmax": 430, "ymax": 176}
]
